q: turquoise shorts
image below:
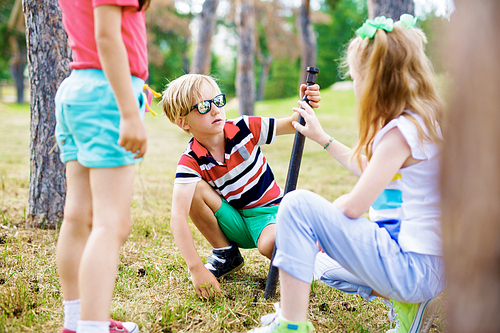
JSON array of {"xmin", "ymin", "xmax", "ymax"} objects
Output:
[
  {"xmin": 214, "ymin": 199, "xmax": 278, "ymax": 249},
  {"xmin": 54, "ymin": 69, "xmax": 146, "ymax": 168}
]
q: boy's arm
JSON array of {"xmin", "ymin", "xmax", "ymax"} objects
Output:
[
  {"xmin": 276, "ymin": 83, "xmax": 321, "ymax": 136},
  {"xmin": 171, "ymin": 182, "xmax": 222, "ymax": 299},
  {"xmin": 94, "ymin": 5, "xmax": 147, "ymax": 158}
]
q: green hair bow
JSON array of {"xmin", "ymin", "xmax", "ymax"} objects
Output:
[
  {"xmin": 356, "ymin": 14, "xmax": 417, "ymax": 39},
  {"xmin": 395, "ymin": 14, "xmax": 418, "ymax": 29},
  {"xmin": 356, "ymin": 16, "xmax": 394, "ymax": 39}
]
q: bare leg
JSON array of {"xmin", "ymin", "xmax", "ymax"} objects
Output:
[
  {"xmin": 257, "ymin": 224, "xmax": 275, "ymax": 259},
  {"xmin": 189, "ymin": 180, "xmax": 230, "ymax": 248},
  {"xmin": 79, "ymin": 165, "xmax": 135, "ymax": 321},
  {"xmin": 372, "ymin": 290, "xmax": 387, "ymax": 299},
  {"xmin": 280, "ymin": 269, "xmax": 310, "ymax": 322},
  {"xmin": 56, "ymin": 161, "xmax": 92, "ymax": 301}
]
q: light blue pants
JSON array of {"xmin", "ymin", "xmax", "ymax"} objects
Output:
[{"xmin": 273, "ymin": 190, "xmax": 445, "ymax": 303}]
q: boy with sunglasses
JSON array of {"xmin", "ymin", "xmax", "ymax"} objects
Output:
[{"xmin": 161, "ymin": 74, "xmax": 320, "ymax": 299}]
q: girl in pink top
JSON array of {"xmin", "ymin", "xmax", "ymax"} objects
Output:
[{"xmin": 55, "ymin": 1, "xmax": 150, "ymax": 332}]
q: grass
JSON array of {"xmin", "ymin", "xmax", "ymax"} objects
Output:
[{"xmin": 0, "ymin": 88, "xmax": 446, "ymax": 332}]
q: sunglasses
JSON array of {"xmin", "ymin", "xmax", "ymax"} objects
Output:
[{"xmin": 190, "ymin": 93, "xmax": 226, "ymax": 114}]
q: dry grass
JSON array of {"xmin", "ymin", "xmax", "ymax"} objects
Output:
[{"xmin": 0, "ymin": 89, "xmax": 447, "ymax": 332}]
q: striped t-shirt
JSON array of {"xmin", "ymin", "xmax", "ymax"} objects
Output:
[{"xmin": 175, "ymin": 116, "xmax": 283, "ymax": 210}]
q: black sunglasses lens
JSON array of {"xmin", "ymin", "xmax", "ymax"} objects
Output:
[
  {"xmin": 213, "ymin": 94, "xmax": 226, "ymax": 107},
  {"xmin": 198, "ymin": 101, "xmax": 211, "ymax": 114}
]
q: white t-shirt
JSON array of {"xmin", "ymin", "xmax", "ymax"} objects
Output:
[{"xmin": 369, "ymin": 111, "xmax": 442, "ymax": 256}]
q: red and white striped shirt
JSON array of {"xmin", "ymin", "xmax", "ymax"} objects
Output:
[{"xmin": 175, "ymin": 116, "xmax": 283, "ymax": 210}]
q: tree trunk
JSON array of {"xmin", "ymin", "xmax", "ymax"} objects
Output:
[
  {"xmin": 23, "ymin": 0, "xmax": 71, "ymax": 228},
  {"xmin": 256, "ymin": 55, "xmax": 272, "ymax": 101},
  {"xmin": 190, "ymin": 0, "xmax": 219, "ymax": 74},
  {"xmin": 8, "ymin": 0, "xmax": 25, "ymax": 104},
  {"xmin": 441, "ymin": 1, "xmax": 500, "ymax": 332},
  {"xmin": 367, "ymin": 0, "xmax": 414, "ymax": 19},
  {"xmin": 235, "ymin": 0, "xmax": 256, "ymax": 116},
  {"xmin": 9, "ymin": 43, "xmax": 26, "ymax": 104},
  {"xmin": 298, "ymin": 0, "xmax": 316, "ymax": 85}
]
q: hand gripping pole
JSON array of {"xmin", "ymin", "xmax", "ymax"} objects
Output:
[{"xmin": 263, "ymin": 67, "xmax": 320, "ymax": 300}]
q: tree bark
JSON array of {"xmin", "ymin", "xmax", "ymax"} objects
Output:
[
  {"xmin": 23, "ymin": 0, "xmax": 71, "ymax": 227},
  {"xmin": 9, "ymin": 43, "xmax": 26, "ymax": 104},
  {"xmin": 235, "ymin": 0, "xmax": 256, "ymax": 116},
  {"xmin": 298, "ymin": 0, "xmax": 316, "ymax": 85},
  {"xmin": 256, "ymin": 55, "xmax": 272, "ymax": 101},
  {"xmin": 441, "ymin": 1, "xmax": 500, "ymax": 332},
  {"xmin": 367, "ymin": 0, "xmax": 414, "ymax": 19},
  {"xmin": 190, "ymin": 0, "xmax": 219, "ymax": 74}
]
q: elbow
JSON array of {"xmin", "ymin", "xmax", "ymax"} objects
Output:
[
  {"xmin": 337, "ymin": 200, "xmax": 365, "ymax": 219},
  {"xmin": 334, "ymin": 193, "xmax": 368, "ymax": 219},
  {"xmin": 342, "ymin": 206, "xmax": 363, "ymax": 219},
  {"xmin": 94, "ymin": 34, "xmax": 111, "ymax": 50}
]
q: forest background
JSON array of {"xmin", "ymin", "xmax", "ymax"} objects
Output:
[{"xmin": 0, "ymin": 0, "xmax": 447, "ymax": 103}]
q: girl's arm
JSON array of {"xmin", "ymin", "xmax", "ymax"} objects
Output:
[
  {"xmin": 170, "ymin": 182, "xmax": 222, "ymax": 299},
  {"xmin": 333, "ymin": 127, "xmax": 412, "ymax": 218},
  {"xmin": 292, "ymin": 100, "xmax": 367, "ymax": 176},
  {"xmin": 94, "ymin": 5, "xmax": 147, "ymax": 158},
  {"xmin": 276, "ymin": 84, "xmax": 321, "ymax": 135}
]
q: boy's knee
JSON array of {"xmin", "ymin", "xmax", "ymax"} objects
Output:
[
  {"xmin": 258, "ymin": 236, "xmax": 275, "ymax": 259},
  {"xmin": 257, "ymin": 226, "xmax": 276, "ymax": 259},
  {"xmin": 191, "ymin": 180, "xmax": 221, "ymax": 214}
]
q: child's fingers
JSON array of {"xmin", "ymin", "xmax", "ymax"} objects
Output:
[
  {"xmin": 212, "ymin": 280, "xmax": 222, "ymax": 294},
  {"xmin": 305, "ymin": 84, "xmax": 320, "ymax": 93},
  {"xmin": 308, "ymin": 101, "xmax": 320, "ymax": 109},
  {"xmin": 198, "ymin": 282, "xmax": 221, "ymax": 300},
  {"xmin": 195, "ymin": 288, "xmax": 204, "ymax": 299},
  {"xmin": 197, "ymin": 286, "xmax": 210, "ymax": 300},
  {"xmin": 298, "ymin": 100, "xmax": 314, "ymax": 113},
  {"xmin": 135, "ymin": 142, "xmax": 147, "ymax": 159},
  {"xmin": 117, "ymin": 136, "xmax": 125, "ymax": 149},
  {"xmin": 292, "ymin": 120, "xmax": 305, "ymax": 133},
  {"xmin": 293, "ymin": 106, "xmax": 307, "ymax": 118}
]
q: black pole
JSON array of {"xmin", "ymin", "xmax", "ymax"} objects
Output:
[{"xmin": 263, "ymin": 66, "xmax": 319, "ymax": 300}]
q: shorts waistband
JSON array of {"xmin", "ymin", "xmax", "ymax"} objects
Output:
[{"xmin": 68, "ymin": 69, "xmax": 145, "ymax": 93}]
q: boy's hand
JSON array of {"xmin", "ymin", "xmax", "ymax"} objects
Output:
[
  {"xmin": 191, "ymin": 265, "xmax": 222, "ymax": 299},
  {"xmin": 299, "ymin": 83, "xmax": 321, "ymax": 109},
  {"xmin": 118, "ymin": 114, "xmax": 147, "ymax": 159}
]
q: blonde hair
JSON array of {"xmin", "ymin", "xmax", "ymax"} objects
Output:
[
  {"xmin": 346, "ymin": 25, "xmax": 444, "ymax": 169},
  {"xmin": 161, "ymin": 74, "xmax": 221, "ymax": 133}
]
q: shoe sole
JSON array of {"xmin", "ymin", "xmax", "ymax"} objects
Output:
[
  {"xmin": 409, "ymin": 298, "xmax": 441, "ymax": 333},
  {"xmin": 218, "ymin": 261, "xmax": 245, "ymax": 279}
]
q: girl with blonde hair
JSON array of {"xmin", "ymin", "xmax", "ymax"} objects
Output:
[{"xmin": 247, "ymin": 14, "xmax": 444, "ymax": 333}]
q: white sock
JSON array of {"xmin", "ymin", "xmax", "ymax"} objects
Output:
[
  {"xmin": 63, "ymin": 299, "xmax": 80, "ymax": 331},
  {"xmin": 77, "ymin": 320, "xmax": 109, "ymax": 333}
]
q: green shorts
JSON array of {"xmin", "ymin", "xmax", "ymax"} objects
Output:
[{"xmin": 214, "ymin": 199, "xmax": 278, "ymax": 249}]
